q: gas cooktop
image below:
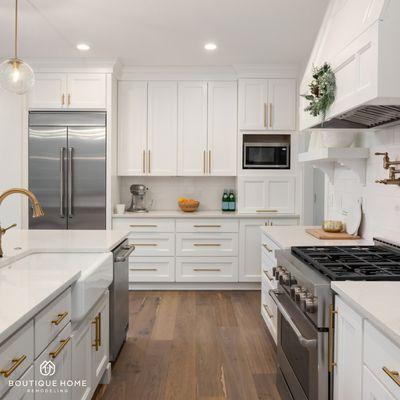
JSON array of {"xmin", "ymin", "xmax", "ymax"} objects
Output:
[{"xmin": 291, "ymin": 245, "xmax": 400, "ymax": 281}]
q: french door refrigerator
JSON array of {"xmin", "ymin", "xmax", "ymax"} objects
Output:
[{"xmin": 28, "ymin": 111, "xmax": 106, "ymax": 230}]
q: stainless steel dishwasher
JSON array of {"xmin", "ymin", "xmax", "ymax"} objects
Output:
[{"xmin": 109, "ymin": 240, "xmax": 134, "ymax": 362}]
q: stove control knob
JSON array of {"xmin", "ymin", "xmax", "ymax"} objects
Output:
[
  {"xmin": 273, "ymin": 267, "xmax": 282, "ymax": 280},
  {"xmin": 279, "ymin": 272, "xmax": 291, "ymax": 285},
  {"xmin": 294, "ymin": 287, "xmax": 307, "ymax": 302},
  {"xmin": 290, "ymin": 285, "xmax": 302, "ymax": 300},
  {"xmin": 290, "ymin": 277, "xmax": 298, "ymax": 286},
  {"xmin": 305, "ymin": 296, "xmax": 318, "ymax": 314},
  {"xmin": 299, "ymin": 293, "xmax": 312, "ymax": 312}
]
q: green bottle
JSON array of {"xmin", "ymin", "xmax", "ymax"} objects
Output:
[
  {"xmin": 228, "ymin": 190, "xmax": 236, "ymax": 211},
  {"xmin": 222, "ymin": 190, "xmax": 229, "ymax": 211}
]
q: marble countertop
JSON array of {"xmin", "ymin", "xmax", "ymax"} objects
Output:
[
  {"xmin": 113, "ymin": 210, "xmax": 301, "ymax": 219},
  {"xmin": 332, "ymin": 281, "xmax": 400, "ymax": 347},
  {"xmin": 260, "ymin": 225, "xmax": 373, "ymax": 249}
]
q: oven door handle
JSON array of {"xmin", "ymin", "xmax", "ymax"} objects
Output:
[{"xmin": 269, "ymin": 289, "xmax": 317, "ymax": 349}]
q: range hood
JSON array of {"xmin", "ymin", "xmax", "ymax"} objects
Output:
[{"xmin": 300, "ymin": 0, "xmax": 400, "ymax": 131}]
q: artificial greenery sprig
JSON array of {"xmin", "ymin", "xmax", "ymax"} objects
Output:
[{"xmin": 302, "ymin": 63, "xmax": 336, "ymax": 123}]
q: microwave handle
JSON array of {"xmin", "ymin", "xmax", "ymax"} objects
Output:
[{"xmin": 269, "ymin": 289, "xmax": 317, "ymax": 349}]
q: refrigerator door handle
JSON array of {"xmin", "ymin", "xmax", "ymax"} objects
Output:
[
  {"xmin": 59, "ymin": 147, "xmax": 65, "ymax": 218},
  {"xmin": 68, "ymin": 147, "xmax": 73, "ymax": 218}
]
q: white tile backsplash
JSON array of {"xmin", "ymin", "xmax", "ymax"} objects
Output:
[
  {"xmin": 119, "ymin": 176, "xmax": 236, "ymax": 211},
  {"xmin": 326, "ymin": 125, "xmax": 400, "ymax": 242}
]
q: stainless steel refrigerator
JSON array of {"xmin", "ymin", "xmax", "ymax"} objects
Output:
[{"xmin": 28, "ymin": 111, "xmax": 106, "ymax": 230}]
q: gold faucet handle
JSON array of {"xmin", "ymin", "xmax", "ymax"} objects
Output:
[{"xmin": 1, "ymin": 223, "xmax": 17, "ymax": 233}]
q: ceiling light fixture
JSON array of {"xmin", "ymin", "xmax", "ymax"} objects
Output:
[
  {"xmin": 76, "ymin": 43, "xmax": 91, "ymax": 52},
  {"xmin": 0, "ymin": 0, "xmax": 35, "ymax": 94},
  {"xmin": 204, "ymin": 43, "xmax": 218, "ymax": 51}
]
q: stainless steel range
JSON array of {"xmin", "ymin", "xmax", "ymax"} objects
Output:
[{"xmin": 271, "ymin": 237, "xmax": 400, "ymax": 400}]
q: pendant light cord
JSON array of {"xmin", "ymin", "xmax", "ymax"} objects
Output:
[{"xmin": 14, "ymin": 0, "xmax": 18, "ymax": 59}]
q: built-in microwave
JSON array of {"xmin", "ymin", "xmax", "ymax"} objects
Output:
[{"xmin": 243, "ymin": 142, "xmax": 290, "ymax": 169}]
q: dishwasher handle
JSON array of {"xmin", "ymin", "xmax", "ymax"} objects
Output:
[{"xmin": 114, "ymin": 244, "xmax": 135, "ymax": 262}]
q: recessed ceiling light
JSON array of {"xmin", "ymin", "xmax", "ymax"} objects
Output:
[
  {"xmin": 204, "ymin": 43, "xmax": 217, "ymax": 51},
  {"xmin": 76, "ymin": 43, "xmax": 91, "ymax": 51}
]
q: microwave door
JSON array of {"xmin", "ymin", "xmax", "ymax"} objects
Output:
[{"xmin": 244, "ymin": 143, "xmax": 289, "ymax": 169}]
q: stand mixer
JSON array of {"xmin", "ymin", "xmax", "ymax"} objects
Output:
[{"xmin": 127, "ymin": 184, "xmax": 151, "ymax": 212}]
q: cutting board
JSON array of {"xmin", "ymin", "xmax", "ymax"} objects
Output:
[{"xmin": 306, "ymin": 229, "xmax": 360, "ymax": 240}]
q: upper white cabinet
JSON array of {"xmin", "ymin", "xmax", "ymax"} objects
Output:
[
  {"xmin": 148, "ymin": 81, "xmax": 178, "ymax": 176},
  {"xmin": 237, "ymin": 176, "xmax": 296, "ymax": 214},
  {"xmin": 239, "ymin": 79, "xmax": 296, "ymax": 131},
  {"xmin": 29, "ymin": 72, "xmax": 107, "ymax": 109}
]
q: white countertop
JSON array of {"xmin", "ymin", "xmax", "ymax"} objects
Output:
[
  {"xmin": 261, "ymin": 225, "xmax": 373, "ymax": 249},
  {"xmin": 332, "ymin": 281, "xmax": 400, "ymax": 347},
  {"xmin": 0, "ymin": 229, "xmax": 128, "ymax": 344},
  {"xmin": 113, "ymin": 210, "xmax": 300, "ymax": 219}
]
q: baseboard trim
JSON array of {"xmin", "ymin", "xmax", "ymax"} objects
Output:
[{"xmin": 129, "ymin": 282, "xmax": 261, "ymax": 290}]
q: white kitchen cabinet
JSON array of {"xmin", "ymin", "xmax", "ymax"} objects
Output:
[
  {"xmin": 147, "ymin": 81, "xmax": 178, "ymax": 176},
  {"xmin": 237, "ymin": 176, "xmax": 296, "ymax": 214},
  {"xmin": 239, "ymin": 79, "xmax": 296, "ymax": 131},
  {"xmin": 28, "ymin": 73, "xmax": 106, "ymax": 109},
  {"xmin": 117, "ymin": 81, "xmax": 148, "ymax": 175},
  {"xmin": 128, "ymin": 233, "xmax": 175, "ymax": 256},
  {"xmin": 363, "ymin": 366, "xmax": 396, "ymax": 400},
  {"xmin": 3, "ymin": 366, "xmax": 34, "ymax": 400},
  {"xmin": 333, "ymin": 296, "xmax": 363, "ymax": 400},
  {"xmin": 129, "ymin": 257, "xmax": 175, "ymax": 282},
  {"xmin": 178, "ymin": 81, "xmax": 208, "ymax": 176},
  {"xmin": 207, "ymin": 81, "xmax": 237, "ymax": 176}
]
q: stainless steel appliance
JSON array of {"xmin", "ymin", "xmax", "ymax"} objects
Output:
[
  {"xmin": 109, "ymin": 239, "xmax": 135, "ymax": 362},
  {"xmin": 243, "ymin": 141, "xmax": 290, "ymax": 169},
  {"xmin": 272, "ymin": 238, "xmax": 400, "ymax": 400},
  {"xmin": 127, "ymin": 184, "xmax": 150, "ymax": 212},
  {"xmin": 28, "ymin": 112, "xmax": 106, "ymax": 229}
]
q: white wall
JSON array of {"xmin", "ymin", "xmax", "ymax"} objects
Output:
[
  {"xmin": 119, "ymin": 176, "xmax": 236, "ymax": 211},
  {"xmin": 0, "ymin": 89, "xmax": 23, "ymax": 227},
  {"xmin": 326, "ymin": 126, "xmax": 400, "ymax": 241}
]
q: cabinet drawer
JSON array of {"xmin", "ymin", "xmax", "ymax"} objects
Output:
[
  {"xmin": 113, "ymin": 218, "xmax": 175, "ymax": 233},
  {"xmin": 363, "ymin": 365, "xmax": 396, "ymax": 400},
  {"xmin": 34, "ymin": 288, "xmax": 71, "ymax": 357},
  {"xmin": 364, "ymin": 321, "xmax": 400, "ymax": 398},
  {"xmin": 261, "ymin": 252, "xmax": 277, "ymax": 289},
  {"xmin": 176, "ymin": 233, "xmax": 238, "ymax": 257},
  {"xmin": 129, "ymin": 257, "xmax": 175, "ymax": 282},
  {"xmin": 176, "ymin": 219, "xmax": 238, "ymax": 233},
  {"xmin": 261, "ymin": 278, "xmax": 277, "ymax": 339},
  {"xmin": 0, "ymin": 321, "xmax": 34, "ymax": 397},
  {"xmin": 3, "ymin": 365, "xmax": 34, "ymax": 400},
  {"xmin": 128, "ymin": 233, "xmax": 175, "ymax": 256},
  {"xmin": 176, "ymin": 257, "xmax": 238, "ymax": 282},
  {"xmin": 34, "ymin": 323, "xmax": 72, "ymax": 400}
]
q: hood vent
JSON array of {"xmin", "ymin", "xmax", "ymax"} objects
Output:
[{"xmin": 312, "ymin": 105, "xmax": 400, "ymax": 129}]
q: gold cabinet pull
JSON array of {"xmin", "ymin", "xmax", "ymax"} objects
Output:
[
  {"xmin": 131, "ymin": 243, "xmax": 158, "ymax": 247},
  {"xmin": 263, "ymin": 244, "xmax": 273, "ymax": 253},
  {"xmin": 67, "ymin": 94, "xmax": 71, "ymax": 107},
  {"xmin": 263, "ymin": 270, "xmax": 273, "ymax": 282},
  {"xmin": 328, "ymin": 305, "xmax": 337, "ymax": 373},
  {"xmin": 208, "ymin": 150, "xmax": 211, "ymax": 174},
  {"xmin": 193, "ymin": 225, "xmax": 221, "ymax": 228},
  {"xmin": 148, "ymin": 150, "xmax": 151, "ymax": 174},
  {"xmin": 203, "ymin": 150, "xmax": 207, "ymax": 174},
  {"xmin": 263, "ymin": 103, "xmax": 267, "ymax": 127},
  {"xmin": 263, "ymin": 304, "xmax": 274, "ymax": 319},
  {"xmin": 256, "ymin": 209, "xmax": 278, "ymax": 213},
  {"xmin": 51, "ymin": 312, "xmax": 68, "ymax": 326},
  {"xmin": 91, "ymin": 313, "xmax": 101, "ymax": 351},
  {"xmin": 142, "ymin": 150, "xmax": 146, "ymax": 174},
  {"xmin": 130, "ymin": 268, "xmax": 158, "ymax": 272},
  {"xmin": 61, "ymin": 94, "xmax": 65, "ymax": 106},
  {"xmin": 97, "ymin": 312, "xmax": 102, "ymax": 347},
  {"xmin": 193, "ymin": 268, "xmax": 221, "ymax": 272},
  {"xmin": 49, "ymin": 337, "xmax": 71, "ymax": 359},
  {"xmin": 269, "ymin": 103, "xmax": 273, "ymax": 128},
  {"xmin": 0, "ymin": 355, "xmax": 26, "ymax": 378},
  {"xmin": 193, "ymin": 243, "xmax": 221, "ymax": 247},
  {"xmin": 129, "ymin": 224, "xmax": 158, "ymax": 228},
  {"xmin": 383, "ymin": 367, "xmax": 400, "ymax": 387}
]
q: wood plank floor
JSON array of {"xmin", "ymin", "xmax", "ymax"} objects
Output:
[{"xmin": 94, "ymin": 291, "xmax": 281, "ymax": 400}]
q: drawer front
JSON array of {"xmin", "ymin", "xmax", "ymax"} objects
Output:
[
  {"xmin": 363, "ymin": 365, "xmax": 396, "ymax": 400},
  {"xmin": 129, "ymin": 257, "xmax": 175, "ymax": 282},
  {"xmin": 128, "ymin": 233, "xmax": 175, "ymax": 256},
  {"xmin": 0, "ymin": 320, "xmax": 34, "ymax": 396},
  {"xmin": 364, "ymin": 321, "xmax": 400, "ymax": 398},
  {"xmin": 176, "ymin": 233, "xmax": 238, "ymax": 257},
  {"xmin": 176, "ymin": 257, "xmax": 238, "ymax": 282},
  {"xmin": 3, "ymin": 365, "xmax": 34, "ymax": 400},
  {"xmin": 34, "ymin": 288, "xmax": 72, "ymax": 357},
  {"xmin": 176, "ymin": 219, "xmax": 239, "ymax": 233},
  {"xmin": 261, "ymin": 251, "xmax": 277, "ymax": 289},
  {"xmin": 261, "ymin": 277, "xmax": 277, "ymax": 336},
  {"xmin": 113, "ymin": 218, "xmax": 175, "ymax": 233}
]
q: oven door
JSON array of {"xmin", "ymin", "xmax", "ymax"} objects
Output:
[
  {"xmin": 270, "ymin": 289, "xmax": 329, "ymax": 400},
  {"xmin": 243, "ymin": 143, "xmax": 290, "ymax": 169}
]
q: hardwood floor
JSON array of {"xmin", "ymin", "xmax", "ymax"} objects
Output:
[{"xmin": 95, "ymin": 291, "xmax": 281, "ymax": 400}]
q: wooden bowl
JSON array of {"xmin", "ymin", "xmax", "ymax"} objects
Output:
[
  {"xmin": 322, "ymin": 220, "xmax": 343, "ymax": 233},
  {"xmin": 178, "ymin": 201, "xmax": 200, "ymax": 212}
]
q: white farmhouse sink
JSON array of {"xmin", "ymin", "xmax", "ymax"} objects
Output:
[{"xmin": 7, "ymin": 252, "xmax": 113, "ymax": 322}]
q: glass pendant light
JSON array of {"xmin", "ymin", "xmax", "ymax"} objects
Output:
[{"xmin": 0, "ymin": 0, "xmax": 34, "ymax": 94}]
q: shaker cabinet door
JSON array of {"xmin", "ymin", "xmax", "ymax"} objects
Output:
[
  {"xmin": 28, "ymin": 73, "xmax": 67, "ymax": 109},
  {"xmin": 67, "ymin": 74, "xmax": 106, "ymax": 109},
  {"xmin": 268, "ymin": 79, "xmax": 296, "ymax": 130}
]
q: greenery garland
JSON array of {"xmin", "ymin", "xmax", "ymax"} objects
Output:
[{"xmin": 302, "ymin": 63, "xmax": 336, "ymax": 123}]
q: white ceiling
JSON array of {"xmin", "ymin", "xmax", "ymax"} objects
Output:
[{"xmin": 0, "ymin": 0, "xmax": 328, "ymax": 66}]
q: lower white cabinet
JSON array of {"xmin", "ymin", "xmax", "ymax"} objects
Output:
[
  {"xmin": 3, "ymin": 366, "xmax": 34, "ymax": 400},
  {"xmin": 363, "ymin": 366, "xmax": 396, "ymax": 400},
  {"xmin": 176, "ymin": 257, "xmax": 238, "ymax": 282},
  {"xmin": 129, "ymin": 257, "xmax": 175, "ymax": 282},
  {"xmin": 128, "ymin": 233, "xmax": 175, "ymax": 256}
]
